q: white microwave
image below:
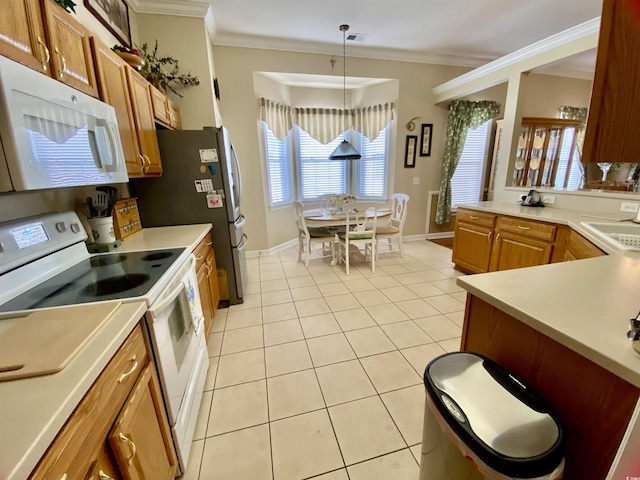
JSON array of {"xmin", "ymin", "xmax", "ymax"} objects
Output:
[{"xmin": 0, "ymin": 55, "xmax": 128, "ymax": 192}]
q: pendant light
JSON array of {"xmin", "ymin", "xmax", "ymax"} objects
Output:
[{"xmin": 329, "ymin": 24, "xmax": 361, "ymax": 161}]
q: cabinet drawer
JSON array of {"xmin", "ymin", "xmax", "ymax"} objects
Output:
[
  {"xmin": 193, "ymin": 234, "xmax": 213, "ymax": 271},
  {"xmin": 30, "ymin": 324, "xmax": 148, "ymax": 480},
  {"xmin": 456, "ymin": 209, "xmax": 496, "ymax": 228},
  {"xmin": 498, "ymin": 216, "xmax": 557, "ymax": 242}
]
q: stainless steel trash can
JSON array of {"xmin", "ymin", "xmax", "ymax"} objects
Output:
[{"xmin": 419, "ymin": 352, "xmax": 565, "ymax": 480}]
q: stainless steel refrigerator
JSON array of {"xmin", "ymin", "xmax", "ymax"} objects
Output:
[{"xmin": 132, "ymin": 127, "xmax": 247, "ymax": 305}]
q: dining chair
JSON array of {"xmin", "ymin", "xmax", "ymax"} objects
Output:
[
  {"xmin": 376, "ymin": 193, "xmax": 409, "ymax": 258},
  {"xmin": 336, "ymin": 203, "xmax": 378, "ymax": 275},
  {"xmin": 293, "ymin": 200, "xmax": 336, "ymax": 267}
]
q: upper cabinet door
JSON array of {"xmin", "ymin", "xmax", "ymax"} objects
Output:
[
  {"xmin": 92, "ymin": 38, "xmax": 144, "ymax": 177},
  {"xmin": 583, "ymin": 0, "xmax": 640, "ymax": 163},
  {"xmin": 127, "ymin": 69, "xmax": 163, "ymax": 175},
  {"xmin": 0, "ymin": 0, "xmax": 50, "ymax": 74},
  {"xmin": 41, "ymin": 0, "xmax": 99, "ymax": 97}
]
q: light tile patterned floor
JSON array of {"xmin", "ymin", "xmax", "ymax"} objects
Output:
[{"xmin": 181, "ymin": 240, "xmax": 465, "ymax": 480}]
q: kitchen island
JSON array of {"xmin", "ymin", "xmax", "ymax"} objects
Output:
[{"xmin": 457, "ymin": 245, "xmax": 640, "ymax": 479}]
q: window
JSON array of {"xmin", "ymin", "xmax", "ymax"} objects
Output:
[
  {"xmin": 264, "ymin": 125, "xmax": 292, "ymax": 206},
  {"xmin": 450, "ymin": 121, "xmax": 491, "ymax": 209},
  {"xmin": 263, "ymin": 123, "xmax": 390, "ymax": 207}
]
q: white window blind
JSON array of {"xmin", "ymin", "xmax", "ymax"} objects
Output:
[
  {"xmin": 355, "ymin": 128, "xmax": 387, "ymax": 199},
  {"xmin": 554, "ymin": 128, "xmax": 582, "ymax": 190},
  {"xmin": 297, "ymin": 128, "xmax": 346, "ymax": 200},
  {"xmin": 264, "ymin": 125, "xmax": 292, "ymax": 206},
  {"xmin": 451, "ymin": 121, "xmax": 490, "ymax": 209}
]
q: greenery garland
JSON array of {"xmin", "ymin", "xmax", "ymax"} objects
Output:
[{"xmin": 137, "ymin": 41, "xmax": 200, "ymax": 97}]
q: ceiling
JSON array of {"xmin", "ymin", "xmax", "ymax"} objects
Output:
[{"xmin": 207, "ymin": 0, "xmax": 603, "ymax": 76}]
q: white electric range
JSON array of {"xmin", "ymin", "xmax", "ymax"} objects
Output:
[{"xmin": 0, "ymin": 211, "xmax": 208, "ymax": 475}]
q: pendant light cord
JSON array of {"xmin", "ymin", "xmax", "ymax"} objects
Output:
[{"xmin": 343, "ymin": 26, "xmax": 346, "ymax": 111}]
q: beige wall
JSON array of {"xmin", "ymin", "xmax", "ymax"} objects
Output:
[
  {"xmin": 136, "ymin": 14, "xmax": 217, "ymax": 129},
  {"xmin": 213, "ymin": 45, "xmax": 469, "ymax": 251}
]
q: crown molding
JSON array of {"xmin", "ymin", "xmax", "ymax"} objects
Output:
[
  {"xmin": 432, "ymin": 17, "xmax": 600, "ymax": 97},
  {"xmin": 129, "ymin": 0, "xmax": 210, "ymax": 18}
]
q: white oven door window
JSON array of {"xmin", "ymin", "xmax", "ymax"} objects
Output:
[{"xmin": 146, "ymin": 256, "xmax": 204, "ymax": 423}]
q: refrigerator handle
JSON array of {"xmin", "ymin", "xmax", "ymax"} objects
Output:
[
  {"xmin": 231, "ymin": 144, "xmax": 243, "ymax": 205},
  {"xmin": 234, "ymin": 214, "xmax": 246, "ymax": 229},
  {"xmin": 237, "ymin": 234, "xmax": 249, "ymax": 252}
]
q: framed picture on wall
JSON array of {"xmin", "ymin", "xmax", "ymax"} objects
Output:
[
  {"xmin": 405, "ymin": 135, "xmax": 417, "ymax": 168},
  {"xmin": 420, "ymin": 123, "xmax": 433, "ymax": 157},
  {"xmin": 85, "ymin": 0, "xmax": 132, "ymax": 48}
]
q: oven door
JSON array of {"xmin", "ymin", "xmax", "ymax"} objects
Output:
[{"xmin": 145, "ymin": 255, "xmax": 205, "ymax": 423}]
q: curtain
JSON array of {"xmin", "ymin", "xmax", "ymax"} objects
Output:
[
  {"xmin": 260, "ymin": 98, "xmax": 394, "ymax": 144},
  {"xmin": 435, "ymin": 100, "xmax": 501, "ymax": 225},
  {"xmin": 259, "ymin": 98, "xmax": 293, "ymax": 141},
  {"xmin": 559, "ymin": 105, "xmax": 589, "ymax": 188}
]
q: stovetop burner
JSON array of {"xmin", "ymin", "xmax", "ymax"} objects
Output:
[{"xmin": 0, "ymin": 248, "xmax": 185, "ymax": 312}]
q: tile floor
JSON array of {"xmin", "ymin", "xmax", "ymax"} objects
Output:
[{"xmin": 181, "ymin": 240, "xmax": 466, "ymax": 480}]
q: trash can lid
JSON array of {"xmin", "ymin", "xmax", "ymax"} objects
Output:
[{"xmin": 424, "ymin": 352, "xmax": 564, "ymax": 478}]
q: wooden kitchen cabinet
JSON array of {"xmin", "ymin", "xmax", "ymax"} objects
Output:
[
  {"xmin": 564, "ymin": 229, "xmax": 606, "ymax": 261},
  {"xmin": 0, "ymin": 0, "xmax": 49, "ymax": 74},
  {"xmin": 150, "ymin": 84, "xmax": 182, "ymax": 130},
  {"xmin": 40, "ymin": 0, "xmax": 98, "ymax": 97},
  {"xmin": 583, "ymin": 0, "xmax": 640, "ymax": 164},
  {"xmin": 194, "ymin": 234, "xmax": 220, "ymax": 338},
  {"xmin": 109, "ymin": 364, "xmax": 178, "ymax": 480},
  {"xmin": 452, "ymin": 209, "xmax": 496, "ymax": 274},
  {"xmin": 127, "ymin": 68, "xmax": 163, "ymax": 176},
  {"xmin": 29, "ymin": 323, "xmax": 177, "ymax": 480},
  {"xmin": 453, "ymin": 208, "xmax": 571, "ymax": 274},
  {"xmin": 0, "ymin": 0, "xmax": 98, "ymax": 97},
  {"xmin": 92, "ymin": 38, "xmax": 144, "ymax": 177}
]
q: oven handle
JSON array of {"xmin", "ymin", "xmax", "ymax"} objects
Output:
[{"xmin": 148, "ymin": 255, "xmax": 196, "ymax": 317}]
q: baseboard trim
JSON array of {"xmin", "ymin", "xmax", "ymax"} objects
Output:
[{"xmin": 425, "ymin": 232, "xmax": 455, "ymax": 240}]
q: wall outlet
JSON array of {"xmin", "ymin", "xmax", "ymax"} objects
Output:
[
  {"xmin": 413, "ymin": 177, "xmax": 420, "ymax": 185},
  {"xmin": 620, "ymin": 202, "xmax": 640, "ymax": 213},
  {"xmin": 542, "ymin": 195, "xmax": 556, "ymax": 205}
]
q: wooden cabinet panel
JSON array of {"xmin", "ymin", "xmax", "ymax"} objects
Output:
[
  {"xmin": 564, "ymin": 230, "xmax": 606, "ymax": 261},
  {"xmin": 168, "ymin": 99, "xmax": 182, "ymax": 130},
  {"xmin": 41, "ymin": 0, "xmax": 98, "ymax": 97},
  {"xmin": 206, "ymin": 247, "xmax": 220, "ymax": 318},
  {"xmin": 30, "ymin": 325, "xmax": 147, "ymax": 480},
  {"xmin": 0, "ymin": 0, "xmax": 49, "ymax": 74},
  {"xmin": 452, "ymin": 222, "xmax": 494, "ymax": 274},
  {"xmin": 197, "ymin": 260, "xmax": 214, "ymax": 338},
  {"xmin": 194, "ymin": 235, "xmax": 220, "ymax": 337},
  {"xmin": 455, "ymin": 208, "xmax": 496, "ymax": 228},
  {"xmin": 583, "ymin": 0, "xmax": 640, "ymax": 164},
  {"xmin": 127, "ymin": 69, "xmax": 163, "ymax": 176},
  {"xmin": 92, "ymin": 38, "xmax": 144, "ymax": 177},
  {"xmin": 462, "ymin": 295, "xmax": 640, "ymax": 480},
  {"xmin": 497, "ymin": 215, "xmax": 557, "ymax": 242},
  {"xmin": 490, "ymin": 231, "xmax": 553, "ymax": 271},
  {"xmin": 109, "ymin": 364, "xmax": 178, "ymax": 480},
  {"xmin": 84, "ymin": 441, "xmax": 122, "ymax": 480},
  {"xmin": 150, "ymin": 85, "xmax": 171, "ymax": 126}
]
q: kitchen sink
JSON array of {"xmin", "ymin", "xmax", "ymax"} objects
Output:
[{"xmin": 580, "ymin": 221, "xmax": 640, "ymax": 251}]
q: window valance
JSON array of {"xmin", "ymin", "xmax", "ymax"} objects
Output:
[{"xmin": 259, "ymin": 98, "xmax": 394, "ymax": 144}]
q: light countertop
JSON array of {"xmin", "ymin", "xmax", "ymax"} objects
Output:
[
  {"xmin": 458, "ymin": 201, "xmax": 639, "ymax": 255},
  {"xmin": 0, "ymin": 301, "xmax": 147, "ymax": 480},
  {"xmin": 456, "ymin": 202, "xmax": 640, "ymax": 388},
  {"xmin": 116, "ymin": 223, "xmax": 212, "ymax": 252}
]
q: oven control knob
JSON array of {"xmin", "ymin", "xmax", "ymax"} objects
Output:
[
  {"xmin": 55, "ymin": 222, "xmax": 67, "ymax": 232},
  {"xmin": 70, "ymin": 223, "xmax": 81, "ymax": 233}
]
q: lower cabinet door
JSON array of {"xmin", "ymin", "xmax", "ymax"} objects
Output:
[
  {"xmin": 109, "ymin": 364, "xmax": 178, "ymax": 480},
  {"xmin": 490, "ymin": 231, "xmax": 553, "ymax": 271},
  {"xmin": 197, "ymin": 260, "xmax": 215, "ymax": 338},
  {"xmin": 452, "ymin": 222, "xmax": 494, "ymax": 273},
  {"xmin": 84, "ymin": 441, "xmax": 122, "ymax": 480}
]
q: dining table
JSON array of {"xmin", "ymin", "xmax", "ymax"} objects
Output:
[{"xmin": 303, "ymin": 207, "xmax": 392, "ymax": 265}]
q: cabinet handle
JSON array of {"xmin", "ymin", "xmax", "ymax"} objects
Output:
[
  {"xmin": 495, "ymin": 233, "xmax": 501, "ymax": 243},
  {"xmin": 196, "ymin": 255, "xmax": 204, "ymax": 261},
  {"xmin": 143, "ymin": 155, "xmax": 151, "ymax": 169},
  {"xmin": 469, "ymin": 215, "xmax": 479, "ymax": 220},
  {"xmin": 138, "ymin": 154, "xmax": 145, "ymax": 168},
  {"xmin": 206, "ymin": 241, "xmax": 212, "ymax": 246},
  {"xmin": 487, "ymin": 231, "xmax": 493, "ymax": 243},
  {"xmin": 60, "ymin": 474, "xmax": 68, "ymax": 480},
  {"xmin": 98, "ymin": 471, "xmax": 115, "ymax": 480},
  {"xmin": 117, "ymin": 355, "xmax": 138, "ymax": 383},
  {"xmin": 36, "ymin": 36, "xmax": 50, "ymax": 71},
  {"xmin": 517, "ymin": 225, "xmax": 530, "ymax": 231},
  {"xmin": 205, "ymin": 261, "xmax": 212, "ymax": 276},
  {"xmin": 118, "ymin": 433, "xmax": 137, "ymax": 466},
  {"xmin": 54, "ymin": 46, "xmax": 66, "ymax": 78}
]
